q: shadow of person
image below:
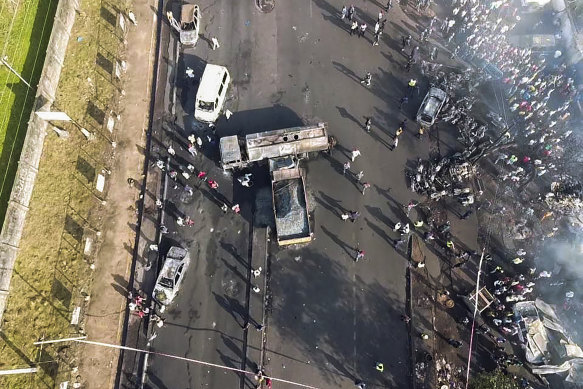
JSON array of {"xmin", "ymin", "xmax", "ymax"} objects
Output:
[{"xmin": 320, "ymin": 225, "xmax": 357, "ymax": 257}]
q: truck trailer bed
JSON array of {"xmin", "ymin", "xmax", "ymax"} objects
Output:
[{"xmin": 272, "ymin": 175, "xmax": 310, "ymax": 245}]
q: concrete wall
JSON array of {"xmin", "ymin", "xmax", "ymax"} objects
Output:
[{"xmin": 0, "ymin": 0, "xmax": 80, "ymax": 326}]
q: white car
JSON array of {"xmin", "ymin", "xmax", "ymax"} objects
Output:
[
  {"xmin": 194, "ymin": 64, "xmax": 230, "ymax": 123},
  {"xmin": 179, "ymin": 4, "xmax": 200, "ymax": 46},
  {"xmin": 152, "ymin": 246, "xmax": 190, "ymax": 305}
]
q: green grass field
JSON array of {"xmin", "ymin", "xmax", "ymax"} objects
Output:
[
  {"xmin": 0, "ymin": 0, "xmax": 129, "ymax": 386},
  {"xmin": 0, "ymin": 0, "xmax": 58, "ymax": 225}
]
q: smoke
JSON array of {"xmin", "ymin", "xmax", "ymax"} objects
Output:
[
  {"xmin": 540, "ymin": 239, "xmax": 583, "ymax": 278},
  {"xmin": 535, "ymin": 237, "xmax": 583, "ymax": 344}
]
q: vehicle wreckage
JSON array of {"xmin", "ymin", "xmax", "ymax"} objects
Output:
[
  {"xmin": 408, "ymin": 153, "xmax": 479, "ymax": 205},
  {"xmin": 544, "ymin": 177, "xmax": 583, "ymax": 214}
]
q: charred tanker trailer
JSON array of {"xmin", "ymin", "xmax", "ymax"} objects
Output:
[{"xmin": 219, "ymin": 123, "xmax": 334, "ymax": 246}]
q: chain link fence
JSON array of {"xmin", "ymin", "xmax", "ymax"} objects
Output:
[{"xmin": 0, "ymin": 0, "xmax": 80, "ymax": 326}]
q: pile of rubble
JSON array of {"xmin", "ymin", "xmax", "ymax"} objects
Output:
[
  {"xmin": 408, "ymin": 155, "xmax": 477, "ymax": 206},
  {"xmin": 545, "ymin": 177, "xmax": 583, "ymax": 214}
]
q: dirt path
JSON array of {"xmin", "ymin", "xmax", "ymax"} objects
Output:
[{"xmin": 76, "ymin": 1, "xmax": 158, "ymax": 387}]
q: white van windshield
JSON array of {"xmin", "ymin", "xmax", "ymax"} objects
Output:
[{"xmin": 198, "ymin": 100, "xmax": 215, "ymax": 112}]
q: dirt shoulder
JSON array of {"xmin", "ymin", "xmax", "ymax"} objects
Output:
[{"xmin": 76, "ymin": 2, "xmax": 159, "ymax": 388}]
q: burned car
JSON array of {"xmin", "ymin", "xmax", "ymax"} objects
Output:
[
  {"xmin": 416, "ymin": 87, "xmax": 447, "ymax": 127},
  {"xmin": 153, "ymin": 246, "xmax": 190, "ymax": 306}
]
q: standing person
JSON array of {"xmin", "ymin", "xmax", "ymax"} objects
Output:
[
  {"xmin": 407, "ymin": 79, "xmax": 417, "ymax": 95},
  {"xmin": 361, "ymin": 182, "xmax": 371, "ymax": 195},
  {"xmin": 349, "ymin": 210, "xmax": 361, "ymax": 222},
  {"xmin": 211, "ymin": 36, "xmax": 220, "ymax": 50},
  {"xmin": 410, "ymin": 46, "xmax": 419, "ymax": 62},
  {"xmin": 401, "ymin": 35, "xmax": 412, "ymax": 51},
  {"xmin": 429, "ymin": 16, "xmax": 437, "ymax": 30},
  {"xmin": 350, "ymin": 20, "xmax": 358, "ymax": 35},
  {"xmin": 417, "ymin": 126, "xmax": 424, "ymax": 139},
  {"xmin": 348, "ymin": 4, "xmax": 355, "ymax": 20},
  {"xmin": 405, "ymin": 59, "xmax": 413, "ymax": 72},
  {"xmin": 385, "ymin": 0, "xmax": 392, "ymax": 11},
  {"xmin": 398, "ymin": 96, "xmax": 409, "ymax": 109},
  {"xmin": 360, "ymin": 72, "xmax": 372, "ymax": 86},
  {"xmin": 430, "ymin": 46, "xmax": 438, "ymax": 61},
  {"xmin": 358, "ymin": 22, "xmax": 367, "ymax": 38},
  {"xmin": 356, "ymin": 171, "xmax": 364, "ymax": 181},
  {"xmin": 373, "ymin": 31, "xmax": 382, "ymax": 46},
  {"xmin": 374, "ymin": 21, "xmax": 381, "ymax": 34},
  {"xmin": 364, "ymin": 117, "xmax": 372, "ymax": 132},
  {"xmin": 405, "ymin": 200, "xmax": 417, "ymax": 213},
  {"xmin": 355, "ymin": 249, "xmax": 365, "ymax": 262},
  {"xmin": 441, "ymin": 17, "xmax": 449, "ymax": 31},
  {"xmin": 341, "ymin": 5, "xmax": 348, "ymax": 20},
  {"xmin": 343, "ymin": 160, "xmax": 351, "ymax": 175},
  {"xmin": 375, "ymin": 362, "xmax": 384, "ymax": 372},
  {"xmin": 238, "ymin": 173, "xmax": 253, "ymax": 187},
  {"xmin": 399, "ymin": 119, "xmax": 407, "ymax": 131},
  {"xmin": 395, "ymin": 125, "xmax": 403, "ymax": 138},
  {"xmin": 377, "ymin": 10, "xmax": 384, "ymax": 22},
  {"xmin": 351, "ymin": 148, "xmax": 361, "ymax": 161},
  {"xmin": 188, "ymin": 143, "xmax": 197, "ymax": 156}
]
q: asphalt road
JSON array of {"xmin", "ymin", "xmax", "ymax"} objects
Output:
[{"xmin": 146, "ymin": 0, "xmax": 440, "ymax": 388}]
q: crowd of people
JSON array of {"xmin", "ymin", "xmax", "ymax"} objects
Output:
[
  {"xmin": 332, "ymin": 1, "xmax": 582, "ymax": 384},
  {"xmin": 326, "ymin": 0, "xmax": 581, "ymax": 386},
  {"xmin": 411, "ymin": 0, "xmax": 582, "ymax": 385}
]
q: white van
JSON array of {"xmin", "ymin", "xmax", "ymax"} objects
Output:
[{"xmin": 194, "ymin": 64, "xmax": 230, "ymax": 123}]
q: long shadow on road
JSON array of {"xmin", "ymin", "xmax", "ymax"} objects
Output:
[
  {"xmin": 268, "ymin": 247, "xmax": 409, "ymax": 387},
  {"xmin": 213, "ymin": 292, "xmax": 247, "ymax": 328}
]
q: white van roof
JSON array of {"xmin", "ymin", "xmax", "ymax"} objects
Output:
[{"xmin": 197, "ymin": 64, "xmax": 227, "ymax": 102}]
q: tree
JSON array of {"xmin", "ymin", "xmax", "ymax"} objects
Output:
[{"xmin": 469, "ymin": 370, "xmax": 520, "ymax": 389}]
